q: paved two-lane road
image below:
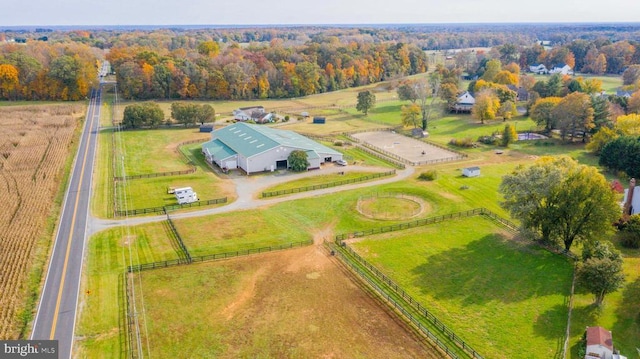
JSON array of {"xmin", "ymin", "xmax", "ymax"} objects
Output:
[{"xmin": 31, "ymin": 87, "xmax": 102, "ymax": 359}]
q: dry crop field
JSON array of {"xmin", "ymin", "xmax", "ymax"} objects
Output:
[{"xmin": 0, "ymin": 104, "xmax": 83, "ymax": 338}]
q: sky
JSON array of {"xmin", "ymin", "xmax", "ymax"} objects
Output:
[{"xmin": 3, "ymin": 0, "xmax": 640, "ymax": 26}]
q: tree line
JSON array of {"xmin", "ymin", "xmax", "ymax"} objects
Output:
[
  {"xmin": 0, "ymin": 42, "xmax": 98, "ymax": 101},
  {"xmin": 106, "ymin": 39, "xmax": 428, "ymax": 101}
]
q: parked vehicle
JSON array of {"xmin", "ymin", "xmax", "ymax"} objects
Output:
[{"xmin": 335, "ymin": 159, "xmax": 348, "ymax": 166}]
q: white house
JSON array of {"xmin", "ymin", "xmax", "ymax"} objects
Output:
[
  {"xmin": 452, "ymin": 91, "xmax": 475, "ymax": 113},
  {"xmin": 202, "ymin": 122, "xmax": 343, "ymax": 175},
  {"xmin": 549, "ymin": 63, "xmax": 574, "ymax": 75},
  {"xmin": 233, "ymin": 106, "xmax": 275, "ymax": 123},
  {"xmin": 585, "ymin": 326, "xmax": 627, "ymax": 359},
  {"xmin": 529, "ymin": 64, "xmax": 548, "ymax": 74},
  {"xmin": 462, "ymin": 167, "xmax": 480, "ymax": 177}
]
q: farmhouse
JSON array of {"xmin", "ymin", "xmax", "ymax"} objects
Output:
[
  {"xmin": 529, "ymin": 64, "xmax": 548, "ymax": 74},
  {"xmin": 584, "ymin": 326, "xmax": 627, "ymax": 359},
  {"xmin": 549, "ymin": 63, "xmax": 573, "ymax": 75},
  {"xmin": 463, "ymin": 167, "xmax": 480, "ymax": 177},
  {"xmin": 202, "ymin": 122, "xmax": 343, "ymax": 174},
  {"xmin": 233, "ymin": 106, "xmax": 275, "ymax": 123},
  {"xmin": 451, "ymin": 91, "xmax": 475, "ymax": 113}
]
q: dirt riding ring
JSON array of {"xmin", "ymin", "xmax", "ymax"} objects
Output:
[{"xmin": 356, "ymin": 192, "xmax": 431, "ymax": 220}]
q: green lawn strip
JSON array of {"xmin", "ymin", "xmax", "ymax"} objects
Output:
[
  {"xmin": 116, "ymin": 171, "xmax": 225, "ymax": 210},
  {"xmin": 568, "ymin": 245, "xmax": 640, "ymax": 358},
  {"xmin": 261, "ymin": 171, "xmax": 386, "ymax": 196},
  {"xmin": 350, "ymin": 216, "xmax": 574, "ymax": 359},
  {"xmin": 92, "ymin": 128, "xmax": 114, "ymax": 218},
  {"xmin": 332, "ymin": 243, "xmax": 472, "ymax": 359},
  {"xmin": 119, "ymin": 128, "xmax": 210, "ymax": 175},
  {"xmin": 338, "ymin": 145, "xmax": 398, "ymax": 168},
  {"xmin": 76, "ymin": 222, "xmax": 181, "ymax": 357}
]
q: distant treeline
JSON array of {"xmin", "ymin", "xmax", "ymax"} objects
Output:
[
  {"xmin": 107, "ymin": 40, "xmax": 428, "ymax": 100},
  {"xmin": 0, "ymin": 42, "xmax": 98, "ymax": 101}
]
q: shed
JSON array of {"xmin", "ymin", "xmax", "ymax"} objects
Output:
[
  {"xmin": 199, "ymin": 123, "xmax": 214, "ymax": 132},
  {"xmin": 313, "ymin": 117, "xmax": 326, "ymax": 124},
  {"xmin": 463, "ymin": 167, "xmax": 480, "ymax": 177}
]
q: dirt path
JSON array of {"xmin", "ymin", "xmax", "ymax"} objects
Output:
[{"xmin": 88, "ymin": 165, "xmax": 415, "ymax": 234}]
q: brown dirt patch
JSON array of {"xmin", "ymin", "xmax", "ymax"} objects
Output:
[{"xmin": 140, "ymin": 245, "xmax": 441, "ymax": 358}]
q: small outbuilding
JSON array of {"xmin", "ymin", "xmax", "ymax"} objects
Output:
[
  {"xmin": 585, "ymin": 326, "xmax": 627, "ymax": 359},
  {"xmin": 462, "ymin": 166, "xmax": 480, "ymax": 177},
  {"xmin": 199, "ymin": 123, "xmax": 215, "ymax": 132}
]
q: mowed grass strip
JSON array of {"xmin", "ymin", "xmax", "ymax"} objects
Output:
[
  {"xmin": 350, "ymin": 216, "xmax": 574, "ymax": 359},
  {"xmin": 261, "ymin": 171, "xmax": 384, "ymax": 196},
  {"xmin": 75, "ymin": 222, "xmax": 182, "ymax": 358},
  {"xmin": 134, "ymin": 246, "xmax": 441, "ymax": 358},
  {"xmin": 118, "ymin": 128, "xmax": 210, "ymax": 175}
]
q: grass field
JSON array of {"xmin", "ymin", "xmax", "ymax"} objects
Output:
[
  {"xmin": 78, "ymin": 71, "xmax": 640, "ymax": 358},
  {"xmin": 117, "ymin": 128, "xmax": 210, "ymax": 175},
  {"xmin": 349, "ymin": 216, "xmax": 574, "ymax": 359},
  {"xmin": 260, "ymin": 170, "xmax": 384, "ymax": 195},
  {"xmin": 75, "ymin": 222, "xmax": 182, "ymax": 358},
  {"xmin": 568, "ymin": 244, "xmax": 640, "ymax": 358}
]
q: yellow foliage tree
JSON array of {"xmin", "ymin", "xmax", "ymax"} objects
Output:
[
  {"xmin": 0, "ymin": 64, "xmax": 19, "ymax": 99},
  {"xmin": 615, "ymin": 113, "xmax": 640, "ymax": 135},
  {"xmin": 472, "ymin": 90, "xmax": 500, "ymax": 124}
]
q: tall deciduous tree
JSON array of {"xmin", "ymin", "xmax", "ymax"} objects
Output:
[
  {"xmin": 552, "ymin": 92, "xmax": 594, "ymax": 141},
  {"xmin": 400, "ymin": 103, "xmax": 421, "ymax": 128},
  {"xmin": 530, "ymin": 97, "xmax": 562, "ymax": 132},
  {"xmin": 356, "ymin": 90, "xmax": 375, "ymax": 115},
  {"xmin": 577, "ymin": 241, "xmax": 625, "ymax": 306},
  {"xmin": 472, "ymin": 90, "xmax": 500, "ymax": 124},
  {"xmin": 500, "ymin": 156, "xmax": 619, "ymax": 252}
]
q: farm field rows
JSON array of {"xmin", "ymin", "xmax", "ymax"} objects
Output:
[{"xmin": 0, "ymin": 104, "xmax": 84, "ymax": 338}]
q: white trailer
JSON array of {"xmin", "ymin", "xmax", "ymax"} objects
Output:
[{"xmin": 174, "ymin": 187, "xmax": 198, "ymax": 204}]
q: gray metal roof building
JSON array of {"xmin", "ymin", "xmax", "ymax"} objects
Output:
[{"xmin": 202, "ymin": 123, "xmax": 343, "ymax": 174}]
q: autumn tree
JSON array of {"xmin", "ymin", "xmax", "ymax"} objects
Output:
[
  {"xmin": 401, "ymin": 103, "xmax": 421, "ymax": 128},
  {"xmin": 498, "ymin": 100, "xmax": 517, "ymax": 121},
  {"xmin": 576, "ymin": 241, "xmax": 625, "ymax": 306},
  {"xmin": 481, "ymin": 59, "xmax": 501, "ymax": 82},
  {"xmin": 501, "ymin": 123, "xmax": 518, "ymax": 147},
  {"xmin": 197, "ymin": 40, "xmax": 220, "ymax": 57},
  {"xmin": 628, "ymin": 91, "xmax": 640, "ymax": 114},
  {"xmin": 397, "ymin": 83, "xmax": 418, "ymax": 103},
  {"xmin": 530, "ymin": 97, "xmax": 561, "ymax": 132},
  {"xmin": 552, "ymin": 92, "xmax": 594, "ymax": 141},
  {"xmin": 0, "ymin": 64, "xmax": 19, "ymax": 99},
  {"xmin": 196, "ymin": 104, "xmax": 215, "ymax": 125},
  {"xmin": 586, "ymin": 127, "xmax": 618, "ymax": 155},
  {"xmin": 472, "ymin": 90, "xmax": 500, "ymax": 124},
  {"xmin": 494, "ymin": 70, "xmax": 518, "ymax": 86},
  {"xmin": 356, "ymin": 90, "xmax": 375, "ymax": 115},
  {"xmin": 500, "ymin": 156, "xmax": 619, "ymax": 252},
  {"xmin": 622, "ymin": 64, "xmax": 640, "ymax": 86},
  {"xmin": 616, "ymin": 113, "xmax": 640, "ymax": 135}
]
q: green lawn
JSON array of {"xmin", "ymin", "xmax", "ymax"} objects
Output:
[
  {"xmin": 75, "ymin": 222, "xmax": 182, "ymax": 358},
  {"xmin": 116, "ymin": 170, "xmax": 230, "ymax": 210},
  {"xmin": 261, "ymin": 171, "xmax": 385, "ymax": 195},
  {"xmin": 116, "ymin": 128, "xmax": 210, "ymax": 175},
  {"xmin": 350, "ymin": 216, "xmax": 574, "ymax": 359}
]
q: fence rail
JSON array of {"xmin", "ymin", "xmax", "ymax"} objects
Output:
[
  {"xmin": 354, "ymin": 144, "xmax": 407, "ymax": 169},
  {"xmin": 339, "ymin": 244, "xmax": 484, "ymax": 359},
  {"xmin": 166, "ymin": 214, "xmax": 192, "ymax": 263},
  {"xmin": 261, "ymin": 171, "xmax": 396, "ymax": 198},
  {"xmin": 330, "ymin": 244, "xmax": 463, "ymax": 359},
  {"xmin": 115, "ymin": 197, "xmax": 227, "ymax": 217},
  {"xmin": 114, "ymin": 167, "xmax": 196, "ymax": 181},
  {"xmin": 127, "ymin": 240, "xmax": 313, "ymax": 272}
]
